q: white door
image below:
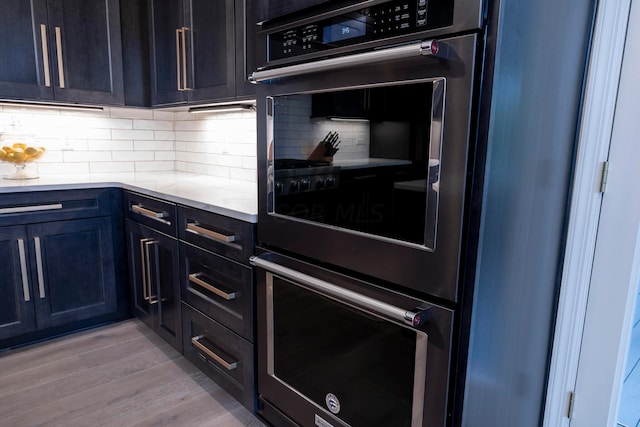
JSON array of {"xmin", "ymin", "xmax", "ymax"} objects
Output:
[{"xmin": 544, "ymin": 0, "xmax": 640, "ymax": 425}]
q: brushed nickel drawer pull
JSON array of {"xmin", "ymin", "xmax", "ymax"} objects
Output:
[
  {"xmin": 17, "ymin": 239, "xmax": 30, "ymax": 302},
  {"xmin": 34, "ymin": 237, "xmax": 45, "ymax": 299},
  {"xmin": 40, "ymin": 24, "xmax": 51, "ymax": 87},
  {"xmin": 54, "ymin": 26, "xmax": 65, "ymax": 89},
  {"xmin": 132, "ymin": 204, "xmax": 167, "ymax": 220},
  {"xmin": 191, "ymin": 336, "xmax": 237, "ymax": 370},
  {"xmin": 189, "ymin": 273, "xmax": 237, "ymax": 300},
  {"xmin": 186, "ymin": 223, "xmax": 236, "ymax": 243},
  {"xmin": 0, "ymin": 203, "xmax": 63, "ymax": 215}
]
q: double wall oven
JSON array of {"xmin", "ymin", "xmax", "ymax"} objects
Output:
[{"xmin": 252, "ymin": 0, "xmax": 484, "ymax": 425}]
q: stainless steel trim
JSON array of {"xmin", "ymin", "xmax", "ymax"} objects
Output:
[
  {"xmin": 186, "ymin": 223, "xmax": 236, "ymax": 243},
  {"xmin": 0, "ymin": 203, "xmax": 63, "ymax": 215},
  {"xmin": 250, "ymin": 40, "xmax": 442, "ymax": 83},
  {"xmin": 176, "ymin": 28, "xmax": 182, "ymax": 91},
  {"xmin": 411, "ymin": 333, "xmax": 428, "ymax": 427},
  {"xmin": 424, "ymin": 77, "xmax": 445, "ymax": 251},
  {"xmin": 34, "ymin": 237, "xmax": 45, "ymax": 299},
  {"xmin": 54, "ymin": 26, "xmax": 65, "ymax": 89},
  {"xmin": 191, "ymin": 335, "xmax": 238, "ymax": 370},
  {"xmin": 252, "ymin": 256, "xmax": 423, "ymax": 326},
  {"xmin": 265, "ymin": 273, "xmax": 275, "ymax": 376},
  {"xmin": 40, "ymin": 24, "xmax": 51, "ymax": 87},
  {"xmin": 189, "ymin": 273, "xmax": 236, "ymax": 300},
  {"xmin": 17, "ymin": 239, "xmax": 30, "ymax": 302},
  {"xmin": 144, "ymin": 240, "xmax": 158, "ymax": 305}
]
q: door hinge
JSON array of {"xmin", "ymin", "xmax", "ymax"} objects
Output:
[
  {"xmin": 567, "ymin": 391, "xmax": 576, "ymax": 419},
  {"xmin": 599, "ymin": 161, "xmax": 610, "ymax": 193}
]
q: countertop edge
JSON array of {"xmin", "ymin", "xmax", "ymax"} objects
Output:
[{"xmin": 0, "ymin": 180, "xmax": 258, "ymax": 223}]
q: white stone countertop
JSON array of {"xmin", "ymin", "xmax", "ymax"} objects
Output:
[{"xmin": 0, "ymin": 171, "xmax": 258, "ymax": 223}]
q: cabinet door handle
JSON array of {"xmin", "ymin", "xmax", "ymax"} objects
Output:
[
  {"xmin": 144, "ymin": 240, "xmax": 159, "ymax": 305},
  {"xmin": 186, "ymin": 223, "xmax": 236, "ymax": 243},
  {"xmin": 139, "ymin": 238, "xmax": 153, "ymax": 302},
  {"xmin": 0, "ymin": 203, "xmax": 63, "ymax": 215},
  {"xmin": 181, "ymin": 27, "xmax": 189, "ymax": 90},
  {"xmin": 54, "ymin": 26, "xmax": 65, "ymax": 89},
  {"xmin": 189, "ymin": 273, "xmax": 237, "ymax": 300},
  {"xmin": 191, "ymin": 335, "xmax": 238, "ymax": 370},
  {"xmin": 40, "ymin": 24, "xmax": 51, "ymax": 87},
  {"xmin": 33, "ymin": 237, "xmax": 46, "ymax": 299},
  {"xmin": 131, "ymin": 204, "xmax": 168, "ymax": 222},
  {"xmin": 17, "ymin": 239, "xmax": 30, "ymax": 302},
  {"xmin": 176, "ymin": 28, "xmax": 183, "ymax": 91}
]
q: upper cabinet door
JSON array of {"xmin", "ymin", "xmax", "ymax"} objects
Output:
[
  {"xmin": 0, "ymin": 0, "xmax": 54, "ymax": 101},
  {"xmin": 235, "ymin": 0, "xmax": 257, "ymax": 99},
  {"xmin": 46, "ymin": 0, "xmax": 124, "ymax": 105},
  {"xmin": 149, "ymin": 0, "xmax": 187, "ymax": 106},
  {"xmin": 185, "ymin": 0, "xmax": 236, "ymax": 103}
]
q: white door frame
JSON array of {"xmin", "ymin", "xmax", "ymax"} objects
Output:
[{"xmin": 544, "ymin": 0, "xmax": 638, "ymax": 425}]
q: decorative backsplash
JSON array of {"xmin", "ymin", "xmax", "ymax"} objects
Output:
[{"xmin": 0, "ymin": 105, "xmax": 257, "ymax": 182}]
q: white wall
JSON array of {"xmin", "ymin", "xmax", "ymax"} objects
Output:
[{"xmin": 0, "ymin": 105, "xmax": 257, "ymax": 182}]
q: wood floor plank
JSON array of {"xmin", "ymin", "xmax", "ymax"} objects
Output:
[
  {"xmin": 0, "ymin": 320, "xmax": 153, "ymax": 371},
  {"xmin": 0, "ymin": 337, "xmax": 181, "ymax": 416},
  {"xmin": 0, "ymin": 319, "xmax": 265, "ymax": 427}
]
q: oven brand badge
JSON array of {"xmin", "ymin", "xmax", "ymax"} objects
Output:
[{"xmin": 325, "ymin": 393, "xmax": 341, "ymax": 414}]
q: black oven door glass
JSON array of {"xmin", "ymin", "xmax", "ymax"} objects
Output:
[
  {"xmin": 269, "ymin": 276, "xmax": 427, "ymax": 426},
  {"xmin": 268, "ymin": 79, "xmax": 443, "ymax": 250}
]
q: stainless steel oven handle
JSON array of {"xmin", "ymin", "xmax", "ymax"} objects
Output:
[
  {"xmin": 250, "ymin": 40, "xmax": 443, "ymax": 83},
  {"xmin": 250, "ymin": 256, "xmax": 430, "ymax": 327}
]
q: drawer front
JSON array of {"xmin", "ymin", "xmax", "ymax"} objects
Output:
[
  {"xmin": 0, "ymin": 189, "xmax": 116, "ymax": 226},
  {"xmin": 180, "ymin": 243, "xmax": 254, "ymax": 341},
  {"xmin": 178, "ymin": 206, "xmax": 254, "ymax": 265},
  {"xmin": 125, "ymin": 192, "xmax": 177, "ymax": 236},
  {"xmin": 182, "ymin": 303, "xmax": 255, "ymax": 411}
]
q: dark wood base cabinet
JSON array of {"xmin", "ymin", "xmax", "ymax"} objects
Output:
[
  {"xmin": 182, "ymin": 303, "xmax": 255, "ymax": 410},
  {"xmin": 0, "ymin": 189, "xmax": 126, "ymax": 349}
]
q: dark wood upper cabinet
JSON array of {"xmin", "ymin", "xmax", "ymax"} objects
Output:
[
  {"xmin": 0, "ymin": 0, "xmax": 124, "ymax": 105},
  {"xmin": 149, "ymin": 0, "xmax": 255, "ymax": 106}
]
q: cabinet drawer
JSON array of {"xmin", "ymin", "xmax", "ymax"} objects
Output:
[
  {"xmin": 182, "ymin": 303, "xmax": 254, "ymax": 411},
  {"xmin": 125, "ymin": 192, "xmax": 177, "ymax": 236},
  {"xmin": 180, "ymin": 243, "xmax": 253, "ymax": 341},
  {"xmin": 0, "ymin": 189, "xmax": 115, "ymax": 226},
  {"xmin": 178, "ymin": 206, "xmax": 254, "ymax": 265}
]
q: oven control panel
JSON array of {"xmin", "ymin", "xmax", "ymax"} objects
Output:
[{"xmin": 268, "ymin": 0, "xmax": 453, "ymax": 62}]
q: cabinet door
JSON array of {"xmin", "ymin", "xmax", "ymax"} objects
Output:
[
  {"xmin": 126, "ymin": 220, "xmax": 182, "ymax": 352},
  {"xmin": 46, "ymin": 0, "xmax": 124, "ymax": 104},
  {"xmin": 0, "ymin": 0, "xmax": 53, "ymax": 100},
  {"xmin": 0, "ymin": 226, "xmax": 37, "ymax": 340},
  {"xmin": 186, "ymin": 0, "xmax": 236, "ymax": 103},
  {"xmin": 234, "ymin": 0, "xmax": 256, "ymax": 99},
  {"xmin": 149, "ymin": 0, "xmax": 187, "ymax": 106},
  {"xmin": 29, "ymin": 217, "xmax": 117, "ymax": 329}
]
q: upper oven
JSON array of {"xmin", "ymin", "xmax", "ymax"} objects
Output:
[{"xmin": 254, "ymin": 29, "xmax": 479, "ymax": 301}]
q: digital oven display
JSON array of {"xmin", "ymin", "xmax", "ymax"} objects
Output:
[{"xmin": 322, "ymin": 17, "xmax": 366, "ymax": 43}]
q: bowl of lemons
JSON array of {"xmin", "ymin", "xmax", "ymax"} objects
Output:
[{"xmin": 0, "ymin": 142, "xmax": 46, "ymax": 179}]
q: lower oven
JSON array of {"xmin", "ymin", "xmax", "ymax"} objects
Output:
[{"xmin": 252, "ymin": 251, "xmax": 454, "ymax": 427}]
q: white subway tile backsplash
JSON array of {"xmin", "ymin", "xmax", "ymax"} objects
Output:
[
  {"xmin": 111, "ymin": 129, "xmax": 154, "ymax": 140},
  {"xmin": 113, "ymin": 151, "xmax": 154, "ymax": 161},
  {"xmin": 133, "ymin": 119, "xmax": 173, "ymax": 131},
  {"xmin": 0, "ymin": 105, "xmax": 257, "ymax": 180},
  {"xmin": 135, "ymin": 161, "xmax": 175, "ymax": 172}
]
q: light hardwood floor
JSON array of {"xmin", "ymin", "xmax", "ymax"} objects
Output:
[{"xmin": 0, "ymin": 319, "xmax": 265, "ymax": 427}]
